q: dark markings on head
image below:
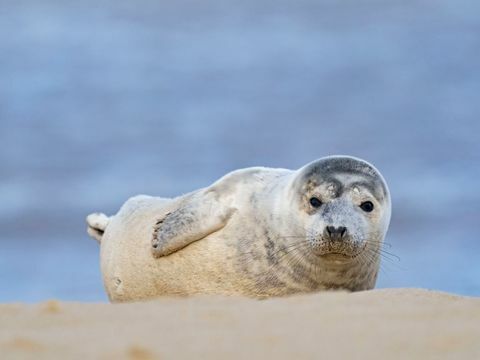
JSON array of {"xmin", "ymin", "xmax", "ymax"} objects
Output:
[
  {"xmin": 349, "ymin": 180, "xmax": 380, "ymax": 200},
  {"xmin": 297, "ymin": 156, "xmax": 387, "ymax": 202}
]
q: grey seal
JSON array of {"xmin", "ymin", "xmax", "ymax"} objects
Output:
[{"xmin": 87, "ymin": 155, "xmax": 391, "ymax": 302}]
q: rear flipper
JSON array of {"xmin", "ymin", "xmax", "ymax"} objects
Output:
[{"xmin": 86, "ymin": 212, "xmax": 110, "ymax": 243}]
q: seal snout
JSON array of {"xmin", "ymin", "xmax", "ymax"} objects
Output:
[
  {"xmin": 321, "ymin": 225, "xmax": 353, "ymax": 255},
  {"xmin": 309, "ymin": 225, "xmax": 363, "ymax": 259}
]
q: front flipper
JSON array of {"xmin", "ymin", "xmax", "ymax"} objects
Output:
[{"xmin": 151, "ymin": 189, "xmax": 237, "ymax": 257}]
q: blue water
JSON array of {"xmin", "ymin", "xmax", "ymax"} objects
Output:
[{"xmin": 1, "ymin": 0, "xmax": 479, "ymax": 302}]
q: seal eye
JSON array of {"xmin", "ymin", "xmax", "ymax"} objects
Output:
[
  {"xmin": 360, "ymin": 201, "xmax": 374, "ymax": 212},
  {"xmin": 309, "ymin": 197, "xmax": 322, "ymax": 208}
]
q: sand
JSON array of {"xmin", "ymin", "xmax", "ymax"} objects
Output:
[{"xmin": 1, "ymin": 289, "xmax": 479, "ymax": 360}]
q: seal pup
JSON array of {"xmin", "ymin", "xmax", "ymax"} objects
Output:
[{"xmin": 87, "ymin": 156, "xmax": 391, "ymax": 302}]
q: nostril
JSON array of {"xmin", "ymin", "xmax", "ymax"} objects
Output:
[
  {"xmin": 339, "ymin": 226, "xmax": 347, "ymax": 238},
  {"xmin": 326, "ymin": 226, "xmax": 335, "ymax": 236}
]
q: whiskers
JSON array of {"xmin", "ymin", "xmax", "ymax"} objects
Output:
[
  {"xmin": 267, "ymin": 237, "xmax": 311, "ymax": 263},
  {"xmin": 238, "ymin": 220, "xmax": 401, "ymax": 294},
  {"xmin": 238, "ymin": 233, "xmax": 317, "ymax": 290},
  {"xmin": 360, "ymin": 240, "xmax": 403, "ymax": 276}
]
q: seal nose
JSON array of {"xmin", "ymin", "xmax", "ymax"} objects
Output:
[{"xmin": 325, "ymin": 226, "xmax": 347, "ymax": 240}]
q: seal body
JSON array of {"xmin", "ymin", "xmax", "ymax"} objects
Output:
[{"xmin": 88, "ymin": 156, "xmax": 391, "ymax": 302}]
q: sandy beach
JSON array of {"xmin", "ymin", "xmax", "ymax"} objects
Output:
[{"xmin": 1, "ymin": 288, "xmax": 479, "ymax": 359}]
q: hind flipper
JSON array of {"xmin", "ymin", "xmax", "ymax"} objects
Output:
[{"xmin": 86, "ymin": 212, "xmax": 110, "ymax": 243}]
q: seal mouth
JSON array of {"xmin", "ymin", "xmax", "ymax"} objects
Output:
[
  {"xmin": 311, "ymin": 241, "xmax": 367, "ymax": 260},
  {"xmin": 317, "ymin": 252, "xmax": 361, "ymax": 261}
]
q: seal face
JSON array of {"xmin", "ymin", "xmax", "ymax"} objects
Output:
[
  {"xmin": 87, "ymin": 155, "xmax": 391, "ymax": 301},
  {"xmin": 290, "ymin": 156, "xmax": 390, "ymax": 262}
]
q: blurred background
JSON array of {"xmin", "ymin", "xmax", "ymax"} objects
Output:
[{"xmin": 1, "ymin": 0, "xmax": 479, "ymax": 302}]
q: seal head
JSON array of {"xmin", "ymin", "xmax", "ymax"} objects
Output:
[{"xmin": 286, "ymin": 155, "xmax": 391, "ymax": 262}]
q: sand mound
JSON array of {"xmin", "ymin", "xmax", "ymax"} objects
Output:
[{"xmin": 1, "ymin": 289, "xmax": 479, "ymax": 359}]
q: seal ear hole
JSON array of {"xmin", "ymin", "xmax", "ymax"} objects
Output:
[
  {"xmin": 360, "ymin": 201, "xmax": 374, "ymax": 212},
  {"xmin": 309, "ymin": 197, "xmax": 322, "ymax": 208}
]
